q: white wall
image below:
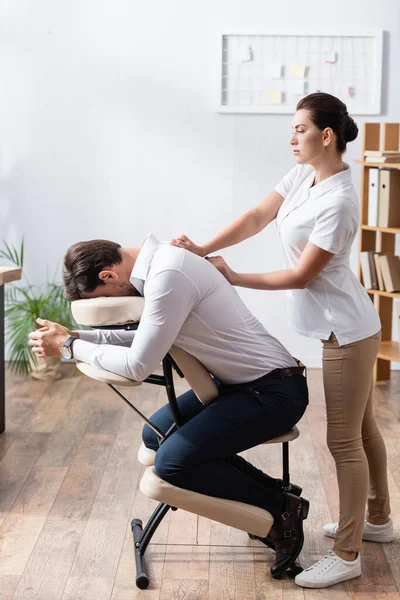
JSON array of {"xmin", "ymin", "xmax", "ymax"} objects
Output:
[{"xmin": 1, "ymin": 0, "xmax": 399, "ymax": 366}]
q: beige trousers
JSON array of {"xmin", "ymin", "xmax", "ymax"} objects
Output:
[{"xmin": 322, "ymin": 330, "xmax": 391, "ymax": 553}]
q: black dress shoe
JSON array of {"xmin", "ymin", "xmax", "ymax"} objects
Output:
[{"xmin": 269, "ymin": 492, "xmax": 309, "ymax": 579}]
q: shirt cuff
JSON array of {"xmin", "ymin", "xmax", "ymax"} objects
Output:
[{"xmin": 72, "ymin": 339, "xmax": 100, "ymax": 364}]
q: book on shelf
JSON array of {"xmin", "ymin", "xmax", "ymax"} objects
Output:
[
  {"xmin": 364, "ymin": 150, "xmax": 400, "ymax": 164},
  {"xmin": 365, "ymin": 150, "xmax": 400, "ymax": 156},
  {"xmin": 360, "ymin": 251, "xmax": 378, "ymax": 290},
  {"xmin": 365, "ymin": 156, "xmax": 400, "ymax": 163},
  {"xmin": 373, "ymin": 252, "xmax": 388, "ymax": 291},
  {"xmin": 379, "ymin": 255, "xmax": 400, "ymax": 293}
]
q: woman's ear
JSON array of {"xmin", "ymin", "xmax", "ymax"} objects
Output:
[{"xmin": 322, "ymin": 127, "xmax": 334, "ymax": 147}]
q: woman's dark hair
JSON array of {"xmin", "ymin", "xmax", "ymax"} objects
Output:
[
  {"xmin": 63, "ymin": 239, "xmax": 122, "ymax": 301},
  {"xmin": 296, "ymin": 92, "xmax": 358, "ymax": 154}
]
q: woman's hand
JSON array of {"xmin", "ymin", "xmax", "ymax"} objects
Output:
[
  {"xmin": 28, "ymin": 318, "xmax": 75, "ymax": 358},
  {"xmin": 206, "ymin": 256, "xmax": 237, "ymax": 285},
  {"xmin": 170, "ymin": 235, "xmax": 205, "ymax": 257}
]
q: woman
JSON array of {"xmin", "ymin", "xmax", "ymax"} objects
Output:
[{"xmin": 171, "ymin": 93, "xmax": 393, "ymax": 589}]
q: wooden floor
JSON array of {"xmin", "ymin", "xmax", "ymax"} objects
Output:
[{"xmin": 0, "ymin": 366, "xmax": 399, "ymax": 600}]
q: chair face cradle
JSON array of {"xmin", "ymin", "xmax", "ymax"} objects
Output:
[{"xmin": 71, "ymin": 296, "xmax": 302, "ymax": 589}]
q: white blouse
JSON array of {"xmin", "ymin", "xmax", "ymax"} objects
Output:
[{"xmin": 274, "ymin": 164, "xmax": 381, "ymax": 345}]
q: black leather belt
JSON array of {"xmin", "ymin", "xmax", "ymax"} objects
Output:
[
  {"xmin": 261, "ymin": 365, "xmax": 306, "ymax": 380},
  {"xmin": 219, "ymin": 363, "xmax": 306, "ymax": 396}
]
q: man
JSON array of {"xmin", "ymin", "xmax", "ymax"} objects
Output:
[{"xmin": 29, "ymin": 233, "xmax": 309, "ymax": 578}]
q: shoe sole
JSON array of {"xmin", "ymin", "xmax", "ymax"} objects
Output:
[
  {"xmin": 271, "ymin": 498, "xmax": 310, "ymax": 579},
  {"xmin": 296, "ymin": 568, "xmax": 361, "ymax": 588},
  {"xmin": 324, "ymin": 530, "xmax": 394, "ymax": 543}
]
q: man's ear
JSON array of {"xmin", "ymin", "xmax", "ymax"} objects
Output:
[{"xmin": 98, "ymin": 270, "xmax": 119, "ymax": 282}]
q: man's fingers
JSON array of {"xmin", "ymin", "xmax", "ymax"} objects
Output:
[
  {"xmin": 36, "ymin": 318, "xmax": 51, "ymax": 327},
  {"xmin": 33, "ymin": 347, "xmax": 45, "ymax": 357}
]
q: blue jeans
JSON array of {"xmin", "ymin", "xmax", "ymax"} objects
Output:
[{"xmin": 142, "ymin": 374, "xmax": 308, "ymax": 519}]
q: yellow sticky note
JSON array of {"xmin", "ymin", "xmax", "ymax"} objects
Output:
[
  {"xmin": 290, "ymin": 64, "xmax": 306, "ymax": 77},
  {"xmin": 267, "ymin": 90, "xmax": 282, "ymax": 104}
]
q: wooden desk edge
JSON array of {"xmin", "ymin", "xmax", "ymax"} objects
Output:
[{"xmin": 0, "ymin": 267, "xmax": 23, "ymax": 286}]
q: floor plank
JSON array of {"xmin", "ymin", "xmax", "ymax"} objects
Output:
[
  {"xmin": 0, "ymin": 465, "xmax": 67, "ymax": 577},
  {"xmin": 11, "ymin": 519, "xmax": 86, "ymax": 600}
]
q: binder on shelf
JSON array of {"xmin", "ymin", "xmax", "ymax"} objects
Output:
[
  {"xmin": 378, "ymin": 169, "xmax": 400, "ymax": 228},
  {"xmin": 367, "ymin": 168, "xmax": 379, "ymax": 226},
  {"xmin": 379, "ymin": 255, "xmax": 400, "ymax": 293}
]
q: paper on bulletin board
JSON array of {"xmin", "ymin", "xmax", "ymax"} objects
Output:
[
  {"xmin": 290, "ymin": 64, "xmax": 306, "ymax": 77},
  {"xmin": 267, "ymin": 90, "xmax": 283, "ymax": 104},
  {"xmin": 238, "ymin": 45, "xmax": 253, "ymax": 63},
  {"xmin": 323, "ymin": 51, "xmax": 337, "ymax": 64}
]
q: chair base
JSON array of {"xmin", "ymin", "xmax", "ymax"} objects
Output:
[{"xmin": 131, "ymin": 502, "xmax": 177, "ymax": 590}]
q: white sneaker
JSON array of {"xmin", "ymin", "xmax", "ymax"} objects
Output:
[
  {"xmin": 323, "ymin": 518, "xmax": 394, "ymax": 543},
  {"xmin": 295, "ymin": 551, "xmax": 361, "ymax": 588}
]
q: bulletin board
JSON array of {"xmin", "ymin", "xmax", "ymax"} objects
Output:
[{"xmin": 217, "ymin": 30, "xmax": 383, "ymax": 115}]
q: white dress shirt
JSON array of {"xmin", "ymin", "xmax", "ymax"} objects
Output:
[
  {"xmin": 275, "ymin": 164, "xmax": 381, "ymax": 345},
  {"xmin": 72, "ymin": 234, "xmax": 296, "ymax": 383}
]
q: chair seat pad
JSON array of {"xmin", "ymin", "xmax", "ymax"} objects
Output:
[
  {"xmin": 140, "ymin": 466, "xmax": 274, "ymax": 537},
  {"xmin": 76, "ymin": 361, "xmax": 142, "ymax": 387},
  {"xmin": 264, "ymin": 426, "xmax": 299, "ymax": 444},
  {"xmin": 137, "ymin": 426, "xmax": 300, "ymax": 467}
]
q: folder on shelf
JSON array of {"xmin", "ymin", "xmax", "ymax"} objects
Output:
[
  {"xmin": 368, "ymin": 168, "xmax": 379, "ymax": 226},
  {"xmin": 360, "ymin": 251, "xmax": 378, "ymax": 290},
  {"xmin": 378, "ymin": 169, "xmax": 400, "ymax": 228},
  {"xmin": 379, "ymin": 255, "xmax": 400, "ymax": 293}
]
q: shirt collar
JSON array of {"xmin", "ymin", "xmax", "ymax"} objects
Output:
[
  {"xmin": 308, "ymin": 163, "xmax": 351, "ymax": 199},
  {"xmin": 130, "ymin": 233, "xmax": 160, "ymax": 294}
]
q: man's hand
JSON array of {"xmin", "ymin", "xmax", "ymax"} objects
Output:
[
  {"xmin": 206, "ymin": 256, "xmax": 237, "ymax": 285},
  {"xmin": 170, "ymin": 235, "xmax": 205, "ymax": 257},
  {"xmin": 28, "ymin": 318, "xmax": 76, "ymax": 358}
]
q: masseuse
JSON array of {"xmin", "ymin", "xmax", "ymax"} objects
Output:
[{"xmin": 171, "ymin": 92, "xmax": 393, "ymax": 589}]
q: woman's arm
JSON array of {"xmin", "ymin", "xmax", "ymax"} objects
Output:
[
  {"xmin": 171, "ymin": 190, "xmax": 285, "ymax": 257},
  {"xmin": 208, "ymin": 241, "xmax": 334, "ymax": 290}
]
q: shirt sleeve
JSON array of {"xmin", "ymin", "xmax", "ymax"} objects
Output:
[
  {"xmin": 72, "ymin": 269, "xmax": 199, "ymax": 381},
  {"xmin": 274, "ymin": 165, "xmax": 300, "ymax": 199},
  {"xmin": 308, "ymin": 199, "xmax": 358, "ymax": 255},
  {"xmin": 76, "ymin": 328, "xmax": 136, "ymax": 347}
]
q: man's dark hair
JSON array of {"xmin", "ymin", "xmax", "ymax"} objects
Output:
[{"xmin": 63, "ymin": 239, "xmax": 123, "ymax": 301}]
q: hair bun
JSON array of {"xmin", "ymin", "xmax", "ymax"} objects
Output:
[{"xmin": 344, "ymin": 115, "xmax": 358, "ymax": 143}]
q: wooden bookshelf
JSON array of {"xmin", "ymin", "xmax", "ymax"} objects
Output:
[{"xmin": 358, "ymin": 122, "xmax": 400, "ymax": 381}]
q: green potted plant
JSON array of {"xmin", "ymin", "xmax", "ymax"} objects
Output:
[{"xmin": 1, "ymin": 239, "xmax": 77, "ymax": 379}]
